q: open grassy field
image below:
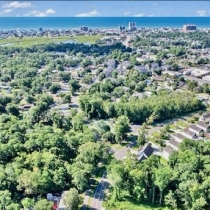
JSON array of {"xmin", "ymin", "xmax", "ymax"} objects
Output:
[
  {"xmin": 105, "ymin": 201, "xmax": 170, "ymax": 210},
  {"xmin": 0, "ymin": 35, "xmax": 102, "ymax": 47}
]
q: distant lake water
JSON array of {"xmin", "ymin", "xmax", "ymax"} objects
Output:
[{"xmin": 0, "ymin": 17, "xmax": 210, "ymax": 30}]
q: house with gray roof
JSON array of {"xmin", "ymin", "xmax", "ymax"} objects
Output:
[
  {"xmin": 137, "ymin": 143, "xmax": 154, "ymax": 161},
  {"xmin": 196, "ymin": 121, "xmax": 210, "ymax": 133},
  {"xmin": 180, "ymin": 128, "xmax": 197, "ymax": 139},
  {"xmin": 167, "ymin": 139, "xmax": 180, "ymax": 151},
  {"xmin": 172, "ymin": 133, "xmax": 187, "ymax": 143},
  {"xmin": 189, "ymin": 124, "xmax": 204, "ymax": 136},
  {"xmin": 162, "ymin": 145, "xmax": 175, "ymax": 160},
  {"xmin": 199, "ymin": 113, "xmax": 210, "ymax": 123}
]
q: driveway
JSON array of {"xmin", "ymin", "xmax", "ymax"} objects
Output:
[
  {"xmin": 114, "ymin": 147, "xmax": 129, "ymax": 160},
  {"xmin": 130, "ymin": 124, "xmax": 140, "ymax": 135}
]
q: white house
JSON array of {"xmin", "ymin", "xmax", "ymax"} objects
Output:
[
  {"xmin": 199, "ymin": 113, "xmax": 210, "ymax": 123},
  {"xmin": 189, "ymin": 124, "xmax": 204, "ymax": 136},
  {"xmin": 162, "ymin": 145, "xmax": 174, "ymax": 160},
  {"xmin": 180, "ymin": 128, "xmax": 197, "ymax": 139},
  {"xmin": 167, "ymin": 139, "xmax": 180, "ymax": 151},
  {"xmin": 172, "ymin": 133, "xmax": 186, "ymax": 143},
  {"xmin": 196, "ymin": 121, "xmax": 210, "ymax": 133}
]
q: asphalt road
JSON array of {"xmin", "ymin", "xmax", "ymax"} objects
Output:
[{"xmin": 91, "ymin": 173, "xmax": 108, "ymax": 210}]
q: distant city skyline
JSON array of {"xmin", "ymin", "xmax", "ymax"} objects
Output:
[{"xmin": 0, "ymin": 1, "xmax": 209, "ymax": 17}]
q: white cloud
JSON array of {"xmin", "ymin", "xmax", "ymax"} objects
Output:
[
  {"xmin": 148, "ymin": 14, "xmax": 154, "ymax": 17},
  {"xmin": 134, "ymin": 13, "xmax": 144, "ymax": 17},
  {"xmin": 75, "ymin": 10, "xmax": 100, "ymax": 17},
  {"xmin": 24, "ymin": 9, "xmax": 55, "ymax": 17},
  {"xmin": 196, "ymin": 10, "xmax": 207, "ymax": 16},
  {"xmin": 124, "ymin": 12, "xmax": 130, "ymax": 16},
  {"xmin": 0, "ymin": 9, "xmax": 13, "ymax": 14},
  {"xmin": 35, "ymin": 12, "xmax": 46, "ymax": 17},
  {"xmin": 46, "ymin": 9, "xmax": 55, "ymax": 14},
  {"xmin": 2, "ymin": 1, "xmax": 32, "ymax": 9}
]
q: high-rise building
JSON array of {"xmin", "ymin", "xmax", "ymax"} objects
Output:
[
  {"xmin": 38, "ymin": 28, "xmax": 43, "ymax": 32},
  {"xmin": 128, "ymin": 22, "xmax": 137, "ymax": 31},
  {"xmin": 16, "ymin": 28, "xmax": 22, "ymax": 36},
  {"xmin": 183, "ymin": 24, "xmax": 197, "ymax": 31},
  {"xmin": 119, "ymin": 25, "xmax": 125, "ymax": 31},
  {"xmin": 80, "ymin": 26, "xmax": 89, "ymax": 31}
]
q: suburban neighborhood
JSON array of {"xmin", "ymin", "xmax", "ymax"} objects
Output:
[{"xmin": 1, "ymin": 18, "xmax": 210, "ymax": 210}]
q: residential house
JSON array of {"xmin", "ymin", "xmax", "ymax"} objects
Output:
[
  {"xmin": 18, "ymin": 104, "xmax": 34, "ymax": 111},
  {"xmin": 152, "ymin": 76, "xmax": 164, "ymax": 82},
  {"xmin": 162, "ymin": 145, "xmax": 174, "ymax": 160},
  {"xmin": 151, "ymin": 63, "xmax": 159, "ymax": 70},
  {"xmin": 137, "ymin": 143, "xmax": 154, "ymax": 161},
  {"xmin": 196, "ymin": 121, "xmax": 210, "ymax": 133},
  {"xmin": 167, "ymin": 139, "xmax": 180, "ymax": 151},
  {"xmin": 177, "ymin": 81, "xmax": 186, "ymax": 88},
  {"xmin": 172, "ymin": 133, "xmax": 186, "ymax": 143},
  {"xmin": 189, "ymin": 124, "xmax": 204, "ymax": 136},
  {"xmin": 161, "ymin": 65, "xmax": 171, "ymax": 71},
  {"xmin": 180, "ymin": 128, "xmax": 197, "ymax": 139},
  {"xmin": 199, "ymin": 113, "xmax": 210, "ymax": 123}
]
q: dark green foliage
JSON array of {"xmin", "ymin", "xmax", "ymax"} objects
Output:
[
  {"xmin": 107, "ymin": 140, "xmax": 210, "ymax": 209},
  {"xmin": 49, "ymin": 83, "xmax": 61, "ymax": 94},
  {"xmin": 80, "ymin": 91, "xmax": 203, "ymax": 123}
]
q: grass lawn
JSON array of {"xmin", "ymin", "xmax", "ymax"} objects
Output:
[
  {"xmin": 169, "ymin": 124, "xmax": 178, "ymax": 130},
  {"xmin": 111, "ymin": 144, "xmax": 124, "ymax": 150},
  {"xmin": 160, "ymin": 156, "xmax": 168, "ymax": 165},
  {"xmin": 176, "ymin": 121, "xmax": 188, "ymax": 128},
  {"xmin": 105, "ymin": 201, "xmax": 170, "ymax": 210},
  {"xmin": 151, "ymin": 131, "xmax": 161, "ymax": 138},
  {"xmin": 0, "ymin": 35, "xmax": 102, "ymax": 47}
]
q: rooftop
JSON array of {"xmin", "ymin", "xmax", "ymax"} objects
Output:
[
  {"xmin": 174, "ymin": 133, "xmax": 187, "ymax": 141},
  {"xmin": 196, "ymin": 121, "xmax": 209, "ymax": 129},
  {"xmin": 202, "ymin": 113, "xmax": 210, "ymax": 119},
  {"xmin": 168, "ymin": 139, "xmax": 180, "ymax": 148},
  {"xmin": 182, "ymin": 128, "xmax": 196, "ymax": 137},
  {"xmin": 137, "ymin": 143, "xmax": 154, "ymax": 161},
  {"xmin": 189, "ymin": 124, "xmax": 203, "ymax": 132},
  {"xmin": 163, "ymin": 145, "xmax": 174, "ymax": 155}
]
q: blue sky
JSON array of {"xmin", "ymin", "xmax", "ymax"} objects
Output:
[{"xmin": 0, "ymin": 1, "xmax": 209, "ymax": 17}]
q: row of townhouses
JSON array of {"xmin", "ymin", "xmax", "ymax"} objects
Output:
[{"xmin": 163, "ymin": 113, "xmax": 210, "ymax": 159}]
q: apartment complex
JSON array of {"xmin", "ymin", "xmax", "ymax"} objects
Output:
[
  {"xmin": 183, "ymin": 24, "xmax": 197, "ymax": 31},
  {"xmin": 128, "ymin": 22, "xmax": 137, "ymax": 31}
]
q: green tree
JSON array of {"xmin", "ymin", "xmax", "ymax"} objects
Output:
[
  {"xmin": 34, "ymin": 199, "xmax": 52, "ymax": 210},
  {"xmin": 64, "ymin": 188, "xmax": 80, "ymax": 210},
  {"xmin": 114, "ymin": 116, "xmax": 130, "ymax": 143},
  {"xmin": 21, "ymin": 198, "xmax": 34, "ymax": 210},
  {"xmin": 137, "ymin": 128, "xmax": 148, "ymax": 146},
  {"xmin": 155, "ymin": 166, "xmax": 173, "ymax": 205},
  {"xmin": 49, "ymin": 83, "xmax": 61, "ymax": 94},
  {"xmin": 164, "ymin": 190, "xmax": 177, "ymax": 209},
  {"xmin": 0, "ymin": 190, "xmax": 12, "ymax": 210},
  {"xmin": 6, "ymin": 103, "xmax": 19, "ymax": 116}
]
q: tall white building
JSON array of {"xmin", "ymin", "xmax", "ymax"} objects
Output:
[{"xmin": 128, "ymin": 22, "xmax": 137, "ymax": 31}]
